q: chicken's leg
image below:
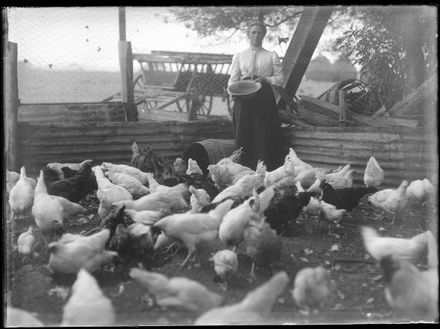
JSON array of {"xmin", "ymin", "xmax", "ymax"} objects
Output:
[
  {"xmin": 247, "ymin": 262, "xmax": 256, "ymax": 283},
  {"xmin": 180, "ymin": 247, "xmax": 196, "ymax": 270}
]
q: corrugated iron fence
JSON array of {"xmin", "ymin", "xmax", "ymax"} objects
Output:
[
  {"xmin": 284, "ymin": 126, "xmax": 437, "ymax": 188},
  {"xmin": 16, "ymin": 120, "xmax": 436, "ymax": 190},
  {"xmin": 17, "ymin": 119, "xmax": 234, "ymax": 176}
]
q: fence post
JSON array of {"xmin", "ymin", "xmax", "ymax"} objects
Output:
[
  {"xmin": 338, "ymin": 89, "xmax": 347, "ymax": 127},
  {"xmin": 118, "ymin": 41, "xmax": 138, "ymax": 122},
  {"xmin": 4, "ymin": 41, "xmax": 19, "ymax": 171}
]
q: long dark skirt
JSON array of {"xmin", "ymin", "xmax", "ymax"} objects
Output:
[{"xmin": 232, "ymin": 83, "xmax": 284, "ymax": 171}]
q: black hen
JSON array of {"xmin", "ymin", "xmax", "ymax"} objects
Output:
[
  {"xmin": 264, "ymin": 187, "xmax": 316, "ymax": 234},
  {"xmin": 42, "ymin": 166, "xmax": 62, "ymax": 186},
  {"xmin": 100, "ymin": 204, "xmax": 132, "ymax": 237},
  {"xmin": 47, "ymin": 161, "xmax": 94, "ymax": 202},
  {"xmin": 320, "ymin": 181, "xmax": 377, "ymax": 211},
  {"xmin": 178, "ymin": 173, "xmax": 220, "ymax": 200}
]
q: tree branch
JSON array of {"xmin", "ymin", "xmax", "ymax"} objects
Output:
[{"xmin": 264, "ymin": 12, "xmax": 303, "ymax": 28}]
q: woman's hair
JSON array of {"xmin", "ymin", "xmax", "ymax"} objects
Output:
[{"xmin": 247, "ymin": 21, "xmax": 267, "ymax": 36}]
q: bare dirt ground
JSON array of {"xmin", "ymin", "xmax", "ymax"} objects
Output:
[{"xmin": 5, "ymin": 187, "xmax": 438, "ymax": 326}]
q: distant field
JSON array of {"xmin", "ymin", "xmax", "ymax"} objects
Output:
[{"xmin": 17, "ymin": 63, "xmax": 335, "ymax": 116}]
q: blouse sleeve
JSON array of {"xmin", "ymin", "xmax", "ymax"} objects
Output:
[
  {"xmin": 266, "ymin": 51, "xmax": 284, "ymax": 87},
  {"xmin": 228, "ymin": 53, "xmax": 241, "ymax": 87}
]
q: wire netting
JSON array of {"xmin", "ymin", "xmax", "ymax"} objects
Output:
[{"xmin": 7, "ymin": 7, "xmax": 243, "ymax": 117}]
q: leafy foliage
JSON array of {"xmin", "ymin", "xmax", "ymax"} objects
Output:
[{"xmin": 336, "ymin": 7, "xmax": 437, "ymax": 111}]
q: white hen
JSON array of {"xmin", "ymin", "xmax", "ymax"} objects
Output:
[
  {"xmin": 292, "ymin": 266, "xmax": 336, "ymax": 314},
  {"xmin": 368, "ymin": 180, "xmax": 409, "ymax": 223},
  {"xmin": 218, "ymin": 187, "xmax": 274, "ymax": 249},
  {"xmin": 195, "ymin": 271, "xmax": 289, "ymax": 325},
  {"xmin": 361, "ymin": 226, "xmax": 429, "ymax": 264},
  {"xmin": 264, "ymin": 160, "xmax": 296, "ymax": 187},
  {"xmin": 106, "ymin": 171, "xmax": 150, "ymax": 198},
  {"xmin": 48, "ymin": 229, "xmax": 117, "ymax": 274},
  {"xmin": 189, "ymin": 186, "xmax": 211, "ymax": 213},
  {"xmin": 6, "ymin": 307, "xmax": 44, "ymax": 327},
  {"xmin": 212, "ymin": 160, "xmax": 266, "ymax": 203},
  {"xmin": 8, "ymin": 166, "xmax": 35, "ymax": 221},
  {"xmin": 406, "ymin": 178, "xmax": 435, "ymax": 205},
  {"xmin": 93, "ymin": 165, "xmax": 133, "ymax": 219},
  {"xmin": 186, "ymin": 158, "xmax": 204, "ymax": 175},
  {"xmin": 210, "ymin": 249, "xmax": 239, "ymax": 290},
  {"xmin": 364, "ymin": 156, "xmax": 385, "ymax": 188},
  {"xmin": 130, "ymin": 268, "xmax": 223, "ymax": 313},
  {"xmin": 101, "ymin": 162, "xmax": 150, "ymax": 184},
  {"xmin": 32, "ymin": 170, "xmax": 64, "ymax": 238},
  {"xmin": 62, "ymin": 268, "xmax": 115, "ymax": 326},
  {"xmin": 113, "ymin": 184, "xmax": 188, "ymax": 213},
  {"xmin": 145, "ymin": 172, "xmax": 171, "ymax": 193},
  {"xmin": 153, "ymin": 199, "xmax": 234, "ymax": 269}
]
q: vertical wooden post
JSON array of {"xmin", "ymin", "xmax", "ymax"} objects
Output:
[
  {"xmin": 118, "ymin": 7, "xmax": 137, "ymax": 121},
  {"xmin": 277, "ymin": 7, "xmax": 333, "ymax": 104},
  {"xmin": 4, "ymin": 41, "xmax": 19, "ymax": 171},
  {"xmin": 338, "ymin": 89, "xmax": 346, "ymax": 127},
  {"xmin": 119, "ymin": 7, "xmax": 126, "ymax": 41}
]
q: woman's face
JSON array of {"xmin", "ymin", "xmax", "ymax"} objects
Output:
[{"xmin": 247, "ymin": 25, "xmax": 265, "ymax": 47}]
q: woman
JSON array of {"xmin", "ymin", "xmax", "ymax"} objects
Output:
[{"xmin": 228, "ymin": 21, "xmax": 285, "ymax": 171}]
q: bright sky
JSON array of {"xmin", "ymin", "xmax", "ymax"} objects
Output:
[{"xmin": 7, "ymin": 7, "xmax": 343, "ymax": 72}]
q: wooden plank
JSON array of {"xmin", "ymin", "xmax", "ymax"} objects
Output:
[
  {"xmin": 299, "ymin": 95, "xmax": 418, "ymax": 127},
  {"xmin": 279, "ymin": 7, "xmax": 333, "ymax": 102},
  {"xmin": 118, "ymin": 41, "xmax": 137, "ymax": 121},
  {"xmin": 4, "ymin": 42, "xmax": 19, "ymax": 171},
  {"xmin": 387, "ymin": 74, "xmax": 437, "ymax": 117}
]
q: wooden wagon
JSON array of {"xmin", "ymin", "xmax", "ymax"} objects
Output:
[{"xmin": 130, "ymin": 51, "xmax": 233, "ymax": 118}]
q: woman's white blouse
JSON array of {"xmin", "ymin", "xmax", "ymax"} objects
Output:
[{"xmin": 228, "ymin": 47, "xmax": 284, "ymax": 87}]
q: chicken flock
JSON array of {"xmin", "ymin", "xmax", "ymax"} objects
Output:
[{"xmin": 5, "ymin": 142, "xmax": 438, "ymax": 326}]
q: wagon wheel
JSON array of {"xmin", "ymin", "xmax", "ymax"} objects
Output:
[
  {"xmin": 184, "ymin": 89, "xmax": 213, "ymax": 117},
  {"xmin": 133, "ymin": 74, "xmax": 158, "ymax": 112}
]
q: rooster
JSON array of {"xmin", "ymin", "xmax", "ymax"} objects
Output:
[
  {"xmin": 62, "ymin": 269, "xmax": 115, "ymax": 326},
  {"xmin": 195, "ymin": 271, "xmax": 289, "ymax": 325}
]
